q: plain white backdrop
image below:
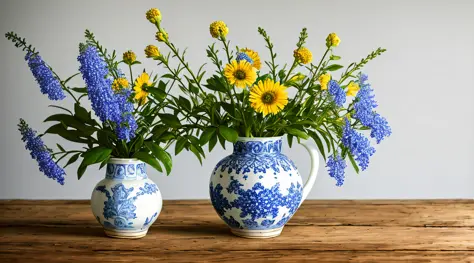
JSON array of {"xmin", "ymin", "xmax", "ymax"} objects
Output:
[{"xmin": 1, "ymin": 0, "xmax": 473, "ymax": 199}]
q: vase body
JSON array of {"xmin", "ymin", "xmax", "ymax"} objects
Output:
[
  {"xmin": 91, "ymin": 158, "xmax": 162, "ymax": 239},
  {"xmin": 210, "ymin": 137, "xmax": 319, "ymax": 238}
]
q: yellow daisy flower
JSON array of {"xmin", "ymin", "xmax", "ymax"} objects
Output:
[
  {"xmin": 293, "ymin": 47, "xmax": 313, "ymax": 64},
  {"xmin": 346, "ymin": 81, "xmax": 360, "ymax": 96},
  {"xmin": 145, "ymin": 45, "xmax": 160, "ymax": 58},
  {"xmin": 209, "ymin": 21, "xmax": 229, "ymax": 39},
  {"xmin": 112, "ymin": 78, "xmax": 129, "ymax": 91},
  {"xmin": 224, "ymin": 60, "xmax": 256, "ymax": 88},
  {"xmin": 326, "ymin": 33, "xmax": 341, "ymax": 48},
  {"xmin": 241, "ymin": 48, "xmax": 261, "ymax": 70},
  {"xmin": 319, "ymin": 73, "xmax": 331, "ymax": 90},
  {"xmin": 249, "ymin": 79, "xmax": 288, "ymax": 116},
  {"xmin": 123, "ymin": 50, "xmax": 136, "ymax": 65},
  {"xmin": 134, "ymin": 72, "xmax": 152, "ymax": 105},
  {"xmin": 146, "ymin": 8, "xmax": 162, "ymax": 24}
]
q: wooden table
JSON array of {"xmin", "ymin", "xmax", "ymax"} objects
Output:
[{"xmin": 1, "ymin": 200, "xmax": 474, "ymax": 262}]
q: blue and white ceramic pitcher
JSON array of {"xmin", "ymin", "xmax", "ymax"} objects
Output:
[
  {"xmin": 91, "ymin": 158, "xmax": 162, "ymax": 239},
  {"xmin": 210, "ymin": 136, "xmax": 319, "ymax": 238}
]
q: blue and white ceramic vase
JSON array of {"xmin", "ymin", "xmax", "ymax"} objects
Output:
[
  {"xmin": 91, "ymin": 158, "xmax": 162, "ymax": 239},
  {"xmin": 210, "ymin": 136, "xmax": 319, "ymax": 238}
]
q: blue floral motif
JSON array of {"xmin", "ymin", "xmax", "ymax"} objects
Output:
[
  {"xmin": 209, "ymin": 182, "xmax": 231, "ymax": 216},
  {"xmin": 143, "ymin": 212, "xmax": 158, "ymax": 228},
  {"xmin": 136, "ymin": 183, "xmax": 159, "ymax": 197},
  {"xmin": 210, "ymin": 179, "xmax": 303, "ymax": 230},
  {"xmin": 95, "ymin": 184, "xmax": 136, "ymax": 229},
  {"xmin": 106, "ymin": 162, "xmax": 148, "ymax": 180},
  {"xmin": 214, "ymin": 139, "xmax": 296, "ymax": 175}
]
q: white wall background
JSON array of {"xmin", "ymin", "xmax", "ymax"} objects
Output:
[{"xmin": 1, "ymin": 0, "xmax": 473, "ymax": 199}]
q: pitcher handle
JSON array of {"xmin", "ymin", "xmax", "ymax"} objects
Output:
[{"xmin": 300, "ymin": 141, "xmax": 320, "ymax": 202}]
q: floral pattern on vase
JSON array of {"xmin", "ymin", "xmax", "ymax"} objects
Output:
[
  {"xmin": 209, "ymin": 136, "xmax": 317, "ymax": 238},
  {"xmin": 91, "ymin": 158, "xmax": 163, "ymax": 239}
]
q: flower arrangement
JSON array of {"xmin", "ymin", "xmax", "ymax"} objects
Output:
[
  {"xmin": 143, "ymin": 8, "xmax": 391, "ymax": 186},
  {"xmin": 5, "ymin": 28, "xmax": 200, "ymax": 184},
  {"xmin": 7, "ymin": 7, "xmax": 391, "ymax": 187}
]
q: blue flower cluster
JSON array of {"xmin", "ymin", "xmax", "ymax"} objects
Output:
[
  {"xmin": 354, "ymin": 74, "xmax": 391, "ymax": 143},
  {"xmin": 342, "ymin": 120, "xmax": 376, "ymax": 170},
  {"xmin": 25, "ymin": 52, "xmax": 65, "ymax": 100},
  {"xmin": 18, "ymin": 119, "xmax": 65, "ymax": 185},
  {"xmin": 326, "ymin": 153, "xmax": 347, "ymax": 186},
  {"xmin": 236, "ymin": 52, "xmax": 253, "ymax": 64},
  {"xmin": 77, "ymin": 46, "xmax": 136, "ymax": 141},
  {"xmin": 328, "ymin": 80, "xmax": 346, "ymax": 107}
]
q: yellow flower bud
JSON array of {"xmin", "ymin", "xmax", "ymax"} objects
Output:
[
  {"xmin": 112, "ymin": 78, "xmax": 129, "ymax": 91},
  {"xmin": 346, "ymin": 82, "xmax": 360, "ymax": 97},
  {"xmin": 146, "ymin": 8, "xmax": 162, "ymax": 24},
  {"xmin": 209, "ymin": 21, "xmax": 229, "ymax": 39},
  {"xmin": 144, "ymin": 45, "xmax": 160, "ymax": 58},
  {"xmin": 319, "ymin": 73, "xmax": 331, "ymax": 90},
  {"xmin": 326, "ymin": 33, "xmax": 341, "ymax": 48},
  {"xmin": 155, "ymin": 31, "xmax": 168, "ymax": 42},
  {"xmin": 293, "ymin": 47, "xmax": 313, "ymax": 64},
  {"xmin": 123, "ymin": 50, "xmax": 136, "ymax": 65},
  {"xmin": 289, "ymin": 73, "xmax": 305, "ymax": 82}
]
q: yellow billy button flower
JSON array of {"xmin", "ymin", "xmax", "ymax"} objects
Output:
[
  {"xmin": 209, "ymin": 21, "xmax": 229, "ymax": 39},
  {"xmin": 134, "ymin": 72, "xmax": 152, "ymax": 105},
  {"xmin": 112, "ymin": 78, "xmax": 129, "ymax": 91},
  {"xmin": 224, "ymin": 60, "xmax": 257, "ymax": 88},
  {"xmin": 326, "ymin": 33, "xmax": 341, "ymax": 48},
  {"xmin": 155, "ymin": 31, "xmax": 168, "ymax": 42},
  {"xmin": 319, "ymin": 73, "xmax": 331, "ymax": 90},
  {"xmin": 145, "ymin": 45, "xmax": 160, "ymax": 58},
  {"xmin": 123, "ymin": 50, "xmax": 136, "ymax": 65},
  {"xmin": 249, "ymin": 79, "xmax": 288, "ymax": 116},
  {"xmin": 241, "ymin": 48, "xmax": 261, "ymax": 70},
  {"xmin": 146, "ymin": 8, "xmax": 162, "ymax": 24},
  {"xmin": 293, "ymin": 47, "xmax": 313, "ymax": 64},
  {"xmin": 346, "ymin": 81, "xmax": 360, "ymax": 97}
]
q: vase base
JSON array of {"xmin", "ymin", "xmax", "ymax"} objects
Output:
[
  {"xmin": 230, "ymin": 227, "xmax": 283, "ymax": 239},
  {"xmin": 104, "ymin": 228, "xmax": 148, "ymax": 239}
]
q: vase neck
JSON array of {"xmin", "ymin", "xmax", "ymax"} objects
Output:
[
  {"xmin": 105, "ymin": 159, "xmax": 147, "ymax": 180},
  {"xmin": 233, "ymin": 137, "xmax": 283, "ymax": 155}
]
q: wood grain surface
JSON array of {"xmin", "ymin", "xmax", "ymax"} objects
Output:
[{"xmin": 1, "ymin": 200, "xmax": 474, "ymax": 262}]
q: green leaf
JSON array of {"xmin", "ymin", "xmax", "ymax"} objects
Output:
[
  {"xmin": 145, "ymin": 142, "xmax": 172, "ymax": 175},
  {"xmin": 56, "ymin": 144, "xmax": 65, "ymax": 152},
  {"xmin": 158, "ymin": 113, "xmax": 181, "ymax": 129},
  {"xmin": 64, "ymin": 153, "xmax": 80, "ymax": 168},
  {"xmin": 149, "ymin": 88, "xmax": 167, "ymax": 102},
  {"xmin": 151, "ymin": 125, "xmax": 168, "ymax": 139},
  {"xmin": 325, "ymin": 64, "xmax": 344, "ymax": 71},
  {"xmin": 218, "ymin": 126, "xmax": 238, "ymax": 143},
  {"xmin": 74, "ymin": 103, "xmax": 93, "ymax": 124},
  {"xmin": 308, "ymin": 130, "xmax": 326, "ymax": 160},
  {"xmin": 287, "ymin": 134, "xmax": 294, "ymax": 148},
  {"xmin": 81, "ymin": 147, "xmax": 113, "ymax": 166},
  {"xmin": 199, "ymin": 127, "xmax": 216, "ymax": 145},
  {"xmin": 71, "ymin": 87, "xmax": 87, "ymax": 93},
  {"xmin": 189, "ymin": 144, "xmax": 203, "ymax": 165},
  {"xmin": 178, "ymin": 96, "xmax": 192, "ymax": 112},
  {"xmin": 330, "ymin": 55, "xmax": 341, "ymax": 60},
  {"xmin": 286, "ymin": 127, "xmax": 309, "ymax": 139},
  {"xmin": 133, "ymin": 151, "xmax": 163, "ymax": 173},
  {"xmin": 175, "ymin": 137, "xmax": 187, "ymax": 155},
  {"xmin": 77, "ymin": 163, "xmax": 87, "ymax": 180},
  {"xmin": 44, "ymin": 124, "xmax": 91, "ymax": 143},
  {"xmin": 209, "ymin": 132, "xmax": 218, "ymax": 152},
  {"xmin": 44, "ymin": 114, "xmax": 95, "ymax": 134},
  {"xmin": 204, "ymin": 75, "xmax": 227, "ymax": 92},
  {"xmin": 348, "ymin": 153, "xmax": 360, "ymax": 174},
  {"xmin": 133, "ymin": 136, "xmax": 144, "ymax": 152}
]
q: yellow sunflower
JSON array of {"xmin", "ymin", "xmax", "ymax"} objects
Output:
[
  {"xmin": 134, "ymin": 72, "xmax": 152, "ymax": 105},
  {"xmin": 241, "ymin": 48, "xmax": 261, "ymax": 70},
  {"xmin": 249, "ymin": 79, "xmax": 288, "ymax": 116},
  {"xmin": 224, "ymin": 60, "xmax": 257, "ymax": 88}
]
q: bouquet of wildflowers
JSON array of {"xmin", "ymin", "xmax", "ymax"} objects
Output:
[
  {"xmin": 143, "ymin": 8, "xmax": 392, "ymax": 185},
  {"xmin": 5, "ymin": 29, "xmax": 198, "ymax": 184}
]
